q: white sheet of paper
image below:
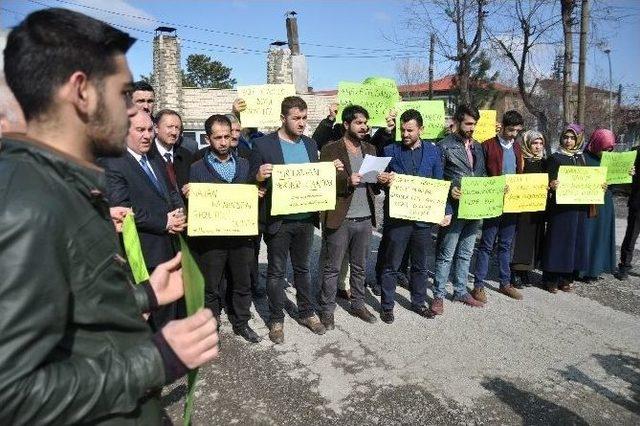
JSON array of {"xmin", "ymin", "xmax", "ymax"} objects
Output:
[{"xmin": 358, "ymin": 154, "xmax": 392, "ymax": 183}]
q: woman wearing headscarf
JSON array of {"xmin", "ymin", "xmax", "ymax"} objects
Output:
[
  {"xmin": 579, "ymin": 129, "xmax": 617, "ymax": 281},
  {"xmin": 541, "ymin": 124, "xmax": 589, "ymax": 292},
  {"xmin": 510, "ymin": 130, "xmax": 548, "ymax": 287}
]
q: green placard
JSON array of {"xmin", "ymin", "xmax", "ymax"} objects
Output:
[
  {"xmin": 458, "ymin": 176, "xmax": 506, "ymax": 219},
  {"xmin": 394, "ymin": 100, "xmax": 446, "ymax": 141},
  {"xmin": 337, "ymin": 77, "xmax": 400, "ymax": 127},
  {"xmin": 601, "ymin": 150, "xmax": 637, "ymax": 184},
  {"xmin": 179, "ymin": 235, "xmax": 205, "ymax": 426},
  {"xmin": 121, "ymin": 213, "xmax": 149, "ymax": 284}
]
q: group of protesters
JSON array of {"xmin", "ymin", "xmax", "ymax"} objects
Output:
[{"xmin": 1, "ymin": 8, "xmax": 638, "ymax": 424}]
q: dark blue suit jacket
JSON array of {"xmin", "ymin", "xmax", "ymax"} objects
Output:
[
  {"xmin": 383, "ymin": 141, "xmax": 450, "ymax": 225},
  {"xmin": 100, "ymin": 152, "xmax": 184, "ymax": 268},
  {"xmin": 249, "ymin": 131, "xmax": 319, "ymax": 235}
]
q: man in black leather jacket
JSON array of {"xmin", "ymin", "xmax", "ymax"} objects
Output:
[{"xmin": 0, "ymin": 9, "xmax": 218, "ymax": 424}]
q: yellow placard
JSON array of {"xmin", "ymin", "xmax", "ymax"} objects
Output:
[
  {"xmin": 503, "ymin": 173, "xmax": 549, "ymax": 213},
  {"xmin": 474, "ymin": 109, "xmax": 497, "ymax": 143},
  {"xmin": 389, "ymin": 174, "xmax": 451, "ymax": 223},
  {"xmin": 187, "ymin": 183, "xmax": 258, "ymax": 236},
  {"xmin": 556, "ymin": 166, "xmax": 607, "ymax": 205},
  {"xmin": 237, "ymin": 84, "xmax": 296, "ymax": 128},
  {"xmin": 271, "ymin": 162, "xmax": 336, "ymax": 215}
]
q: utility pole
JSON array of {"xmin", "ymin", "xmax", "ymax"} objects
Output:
[
  {"xmin": 428, "ymin": 33, "xmax": 435, "ymax": 100},
  {"xmin": 561, "ymin": 0, "xmax": 574, "ymax": 126},
  {"xmin": 604, "ymin": 49, "xmax": 612, "ymax": 130},
  {"xmin": 577, "ymin": 0, "xmax": 589, "ymax": 125}
]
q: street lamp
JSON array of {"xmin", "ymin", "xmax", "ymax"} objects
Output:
[{"xmin": 604, "ymin": 49, "xmax": 613, "ymax": 130}]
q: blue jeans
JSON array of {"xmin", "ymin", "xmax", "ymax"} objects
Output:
[
  {"xmin": 433, "ymin": 218, "xmax": 481, "ymax": 299},
  {"xmin": 474, "ymin": 214, "xmax": 517, "ymax": 288},
  {"xmin": 380, "ymin": 222, "xmax": 430, "ymax": 311}
]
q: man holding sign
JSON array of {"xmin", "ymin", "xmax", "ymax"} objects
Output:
[
  {"xmin": 318, "ymin": 105, "xmax": 381, "ymax": 328},
  {"xmin": 251, "ymin": 96, "xmax": 344, "ymax": 344},
  {"xmin": 189, "ymin": 114, "xmax": 261, "ymax": 343},
  {"xmin": 432, "ymin": 104, "xmax": 487, "ymax": 314},
  {"xmin": 378, "ymin": 109, "xmax": 450, "ymax": 324},
  {"xmin": 471, "ymin": 110, "xmax": 525, "ymax": 302}
]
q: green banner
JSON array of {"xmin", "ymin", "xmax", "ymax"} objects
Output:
[
  {"xmin": 601, "ymin": 150, "xmax": 637, "ymax": 184},
  {"xmin": 458, "ymin": 176, "xmax": 506, "ymax": 219},
  {"xmin": 179, "ymin": 235, "xmax": 205, "ymax": 426},
  {"xmin": 337, "ymin": 77, "xmax": 400, "ymax": 127},
  {"xmin": 394, "ymin": 100, "xmax": 446, "ymax": 141},
  {"xmin": 121, "ymin": 213, "xmax": 149, "ymax": 284}
]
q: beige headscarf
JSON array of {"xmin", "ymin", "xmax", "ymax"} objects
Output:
[
  {"xmin": 520, "ymin": 130, "xmax": 546, "ymax": 161},
  {"xmin": 559, "ymin": 123, "xmax": 585, "ymax": 156}
]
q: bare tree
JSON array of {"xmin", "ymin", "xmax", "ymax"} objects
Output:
[
  {"xmin": 395, "ymin": 58, "xmax": 430, "ymax": 86},
  {"xmin": 487, "ymin": 0, "xmax": 561, "ymax": 135},
  {"xmin": 561, "ymin": 0, "xmax": 575, "ymax": 125},
  {"xmin": 397, "ymin": 0, "xmax": 487, "ymax": 105}
]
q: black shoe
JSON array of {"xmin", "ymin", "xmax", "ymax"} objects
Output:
[
  {"xmin": 396, "ymin": 274, "xmax": 409, "ymax": 289},
  {"xmin": 411, "ymin": 305, "xmax": 435, "ymax": 318},
  {"xmin": 380, "ymin": 309, "xmax": 394, "ymax": 324},
  {"xmin": 616, "ymin": 265, "xmax": 630, "ymax": 281},
  {"xmin": 233, "ymin": 324, "xmax": 261, "ymax": 343},
  {"xmin": 370, "ymin": 284, "xmax": 381, "ymax": 296},
  {"xmin": 512, "ymin": 273, "xmax": 523, "ymax": 289},
  {"xmin": 319, "ymin": 312, "xmax": 335, "ymax": 330},
  {"xmin": 352, "ymin": 306, "xmax": 378, "ymax": 323}
]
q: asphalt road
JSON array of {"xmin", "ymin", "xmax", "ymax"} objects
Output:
[{"xmin": 162, "ymin": 194, "xmax": 640, "ymax": 425}]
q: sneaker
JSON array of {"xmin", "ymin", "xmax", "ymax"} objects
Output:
[
  {"xmin": 380, "ymin": 309, "xmax": 394, "ymax": 324},
  {"xmin": 352, "ymin": 306, "xmax": 378, "ymax": 323},
  {"xmin": 454, "ymin": 294, "xmax": 484, "ymax": 308},
  {"xmin": 319, "ymin": 312, "xmax": 335, "ymax": 330},
  {"xmin": 268, "ymin": 322, "xmax": 284, "ymax": 344},
  {"xmin": 298, "ymin": 314, "xmax": 326, "ymax": 335},
  {"xmin": 499, "ymin": 285, "xmax": 523, "ymax": 300},
  {"xmin": 430, "ymin": 298, "xmax": 444, "ymax": 315},
  {"xmin": 471, "ymin": 287, "xmax": 487, "ymax": 303},
  {"xmin": 411, "ymin": 305, "xmax": 435, "ymax": 318}
]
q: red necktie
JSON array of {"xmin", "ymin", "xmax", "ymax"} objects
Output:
[{"xmin": 164, "ymin": 153, "xmax": 178, "ymax": 188}]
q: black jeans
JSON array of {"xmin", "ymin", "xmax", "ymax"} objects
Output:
[
  {"xmin": 620, "ymin": 207, "xmax": 640, "ymax": 268},
  {"xmin": 198, "ymin": 237, "xmax": 253, "ymax": 327},
  {"xmin": 265, "ymin": 220, "xmax": 315, "ymax": 323},
  {"xmin": 320, "ymin": 217, "xmax": 372, "ymax": 313}
]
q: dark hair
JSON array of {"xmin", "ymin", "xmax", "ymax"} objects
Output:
[
  {"xmin": 341, "ymin": 105, "xmax": 369, "ymax": 123},
  {"xmin": 400, "ymin": 109, "xmax": 423, "ymax": 127},
  {"xmin": 453, "ymin": 104, "xmax": 480, "ymax": 122},
  {"xmin": 154, "ymin": 109, "xmax": 181, "ymax": 126},
  {"xmin": 4, "ymin": 8, "xmax": 135, "ymax": 121},
  {"xmin": 281, "ymin": 96, "xmax": 307, "ymax": 116},
  {"xmin": 502, "ymin": 110, "xmax": 524, "ymax": 127},
  {"xmin": 204, "ymin": 114, "xmax": 231, "ymax": 136},
  {"xmin": 132, "ymin": 80, "xmax": 154, "ymax": 94}
]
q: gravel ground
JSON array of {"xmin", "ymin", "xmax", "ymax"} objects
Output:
[{"xmin": 162, "ymin": 194, "xmax": 640, "ymax": 425}]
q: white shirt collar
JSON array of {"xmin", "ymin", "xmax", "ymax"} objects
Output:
[
  {"xmin": 127, "ymin": 147, "xmax": 144, "ymax": 162},
  {"xmin": 498, "ymin": 134, "xmax": 514, "ymax": 149},
  {"xmin": 155, "ymin": 139, "xmax": 173, "ymax": 160}
]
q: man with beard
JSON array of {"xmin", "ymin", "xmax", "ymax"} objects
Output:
[
  {"xmin": 431, "ymin": 104, "xmax": 487, "ymax": 315},
  {"xmin": 251, "ymin": 96, "xmax": 344, "ymax": 344},
  {"xmin": 101, "ymin": 109, "xmax": 187, "ymax": 329},
  {"xmin": 0, "ymin": 9, "xmax": 218, "ymax": 424},
  {"xmin": 318, "ymin": 105, "xmax": 381, "ymax": 328},
  {"xmin": 377, "ymin": 109, "xmax": 450, "ymax": 324},
  {"xmin": 149, "ymin": 109, "xmax": 192, "ymax": 199},
  {"xmin": 189, "ymin": 114, "xmax": 261, "ymax": 343}
]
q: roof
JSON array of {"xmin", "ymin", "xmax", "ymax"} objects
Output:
[{"xmin": 312, "ymin": 74, "xmax": 517, "ymax": 96}]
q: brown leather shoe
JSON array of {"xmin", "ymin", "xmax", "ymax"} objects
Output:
[
  {"xmin": 430, "ymin": 298, "xmax": 444, "ymax": 315},
  {"xmin": 319, "ymin": 312, "xmax": 335, "ymax": 330},
  {"xmin": 337, "ymin": 288, "xmax": 352, "ymax": 300},
  {"xmin": 499, "ymin": 285, "xmax": 523, "ymax": 300},
  {"xmin": 546, "ymin": 283, "xmax": 558, "ymax": 294},
  {"xmin": 471, "ymin": 287, "xmax": 487, "ymax": 303},
  {"xmin": 298, "ymin": 314, "xmax": 326, "ymax": 335},
  {"xmin": 268, "ymin": 322, "xmax": 284, "ymax": 344},
  {"xmin": 454, "ymin": 294, "xmax": 484, "ymax": 308},
  {"xmin": 352, "ymin": 306, "xmax": 378, "ymax": 323},
  {"xmin": 559, "ymin": 283, "xmax": 573, "ymax": 292}
]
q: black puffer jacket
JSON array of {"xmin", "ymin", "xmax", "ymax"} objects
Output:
[{"xmin": 0, "ymin": 135, "xmax": 166, "ymax": 425}]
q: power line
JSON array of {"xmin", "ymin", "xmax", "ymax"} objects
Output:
[{"xmin": 29, "ymin": 0, "xmax": 424, "ymax": 55}]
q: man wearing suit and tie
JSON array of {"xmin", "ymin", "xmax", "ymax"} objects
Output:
[
  {"xmin": 251, "ymin": 96, "xmax": 344, "ymax": 344},
  {"xmin": 148, "ymin": 109, "xmax": 193, "ymax": 200},
  {"xmin": 377, "ymin": 109, "xmax": 451, "ymax": 324},
  {"xmin": 101, "ymin": 109, "xmax": 186, "ymax": 329}
]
